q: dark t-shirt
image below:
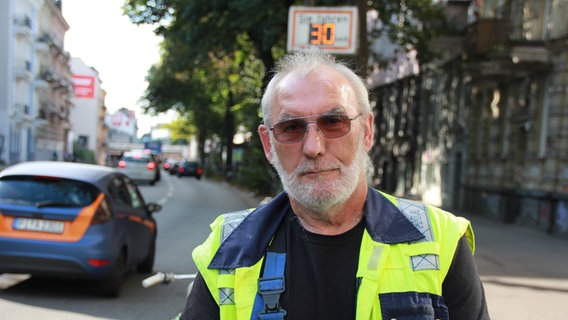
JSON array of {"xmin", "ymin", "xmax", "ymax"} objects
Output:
[{"xmin": 181, "ymin": 211, "xmax": 489, "ymax": 320}]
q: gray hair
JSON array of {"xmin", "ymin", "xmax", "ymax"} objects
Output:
[{"xmin": 261, "ymin": 50, "xmax": 371, "ymax": 127}]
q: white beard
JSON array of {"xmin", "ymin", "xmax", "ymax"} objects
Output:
[{"xmin": 271, "ymin": 135, "xmax": 369, "ymax": 213}]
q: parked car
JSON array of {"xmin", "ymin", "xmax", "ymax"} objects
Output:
[
  {"xmin": 162, "ymin": 158, "xmax": 178, "ymax": 174},
  {"xmin": 148, "ymin": 150, "xmax": 162, "ymax": 182},
  {"xmin": 116, "ymin": 149, "xmax": 159, "ymax": 185},
  {"xmin": 177, "ymin": 161, "xmax": 203, "ymax": 180},
  {"xmin": 0, "ymin": 161, "xmax": 161, "ymax": 297}
]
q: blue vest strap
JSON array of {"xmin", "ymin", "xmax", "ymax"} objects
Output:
[
  {"xmin": 251, "ymin": 216, "xmax": 288, "ymax": 320},
  {"xmin": 252, "ymin": 252, "xmax": 287, "ymax": 319}
]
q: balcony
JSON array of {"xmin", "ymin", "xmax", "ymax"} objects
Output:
[
  {"xmin": 10, "ymin": 103, "xmax": 34, "ymax": 126},
  {"xmin": 14, "ymin": 15, "xmax": 32, "ymax": 38},
  {"xmin": 510, "ymin": 44, "xmax": 550, "ymax": 65},
  {"xmin": 35, "ymin": 34, "xmax": 51, "ymax": 53},
  {"xmin": 14, "ymin": 61, "xmax": 33, "ymax": 81},
  {"xmin": 465, "ymin": 18, "xmax": 509, "ymax": 55},
  {"xmin": 34, "ymin": 75, "xmax": 50, "ymax": 90},
  {"xmin": 40, "ymin": 69, "xmax": 58, "ymax": 83}
]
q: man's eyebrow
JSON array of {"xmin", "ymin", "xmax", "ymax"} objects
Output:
[{"xmin": 277, "ymin": 107, "xmax": 347, "ymax": 122}]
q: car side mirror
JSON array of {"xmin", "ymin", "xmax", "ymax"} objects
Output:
[{"xmin": 147, "ymin": 202, "xmax": 162, "ymax": 213}]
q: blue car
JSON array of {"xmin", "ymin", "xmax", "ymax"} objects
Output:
[
  {"xmin": 176, "ymin": 161, "xmax": 203, "ymax": 180},
  {"xmin": 0, "ymin": 161, "xmax": 161, "ymax": 297}
]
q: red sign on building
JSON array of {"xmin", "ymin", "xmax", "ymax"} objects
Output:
[{"xmin": 72, "ymin": 75, "xmax": 95, "ymax": 98}]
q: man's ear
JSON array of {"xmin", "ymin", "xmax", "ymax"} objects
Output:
[
  {"xmin": 258, "ymin": 125, "xmax": 274, "ymax": 163},
  {"xmin": 363, "ymin": 113, "xmax": 374, "ymax": 152}
]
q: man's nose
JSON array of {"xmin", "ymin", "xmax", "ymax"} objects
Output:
[{"xmin": 302, "ymin": 122, "xmax": 324, "ymax": 157}]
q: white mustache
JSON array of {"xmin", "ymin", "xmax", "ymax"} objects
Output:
[{"xmin": 295, "ymin": 162, "xmax": 342, "ymax": 175}]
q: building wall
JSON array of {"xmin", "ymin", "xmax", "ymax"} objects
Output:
[
  {"xmin": 35, "ymin": 0, "xmax": 72, "ymax": 162},
  {"xmin": 460, "ymin": 0, "xmax": 568, "ymax": 235},
  {"xmin": 96, "ymin": 90, "xmax": 108, "ymax": 165},
  {"xmin": 69, "ymin": 57, "xmax": 104, "ymax": 163},
  {"xmin": 369, "ymin": 0, "xmax": 568, "ymax": 236},
  {"xmin": 0, "ymin": 0, "xmax": 12, "ymax": 166},
  {"xmin": 0, "ymin": 0, "xmax": 72, "ymax": 165}
]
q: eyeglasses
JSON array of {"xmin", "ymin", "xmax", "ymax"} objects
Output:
[{"xmin": 269, "ymin": 113, "xmax": 362, "ymax": 144}]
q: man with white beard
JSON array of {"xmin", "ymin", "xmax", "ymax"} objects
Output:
[{"xmin": 181, "ymin": 50, "xmax": 489, "ymax": 320}]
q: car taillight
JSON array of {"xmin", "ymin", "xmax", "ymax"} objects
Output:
[
  {"xmin": 179, "ymin": 167, "xmax": 185, "ymax": 173},
  {"xmin": 118, "ymin": 160, "xmax": 126, "ymax": 168},
  {"xmin": 197, "ymin": 168, "xmax": 203, "ymax": 175},
  {"xmin": 91, "ymin": 198, "xmax": 112, "ymax": 224},
  {"xmin": 88, "ymin": 259, "xmax": 110, "ymax": 267},
  {"xmin": 164, "ymin": 163, "xmax": 170, "ymax": 169},
  {"xmin": 147, "ymin": 162, "xmax": 156, "ymax": 170}
]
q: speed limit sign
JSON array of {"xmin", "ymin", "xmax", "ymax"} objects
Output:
[{"xmin": 287, "ymin": 6, "xmax": 358, "ymax": 54}]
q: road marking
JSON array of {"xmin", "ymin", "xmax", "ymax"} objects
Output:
[{"xmin": 157, "ymin": 173, "xmax": 174, "ymax": 206}]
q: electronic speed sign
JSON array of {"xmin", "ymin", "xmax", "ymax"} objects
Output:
[{"xmin": 287, "ymin": 6, "xmax": 358, "ymax": 54}]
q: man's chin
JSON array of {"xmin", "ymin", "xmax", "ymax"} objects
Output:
[{"xmin": 288, "ymin": 187, "xmax": 342, "ymax": 209}]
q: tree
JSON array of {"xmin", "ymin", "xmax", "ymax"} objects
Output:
[
  {"xmin": 369, "ymin": 0, "xmax": 445, "ymax": 66},
  {"xmin": 123, "ymin": 0, "xmax": 289, "ymax": 192},
  {"xmin": 122, "ymin": 0, "xmax": 447, "ymax": 195},
  {"xmin": 123, "ymin": 0, "xmax": 293, "ymax": 86}
]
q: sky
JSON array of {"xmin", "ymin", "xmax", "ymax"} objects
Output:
[{"xmin": 62, "ymin": 0, "xmax": 175, "ymax": 137}]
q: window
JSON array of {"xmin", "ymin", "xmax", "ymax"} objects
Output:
[
  {"xmin": 108, "ymin": 177, "xmax": 144, "ymax": 210},
  {"xmin": 108, "ymin": 178, "xmax": 132, "ymax": 206},
  {"xmin": 125, "ymin": 179, "xmax": 144, "ymax": 210},
  {"xmin": 0, "ymin": 176, "xmax": 98, "ymax": 207}
]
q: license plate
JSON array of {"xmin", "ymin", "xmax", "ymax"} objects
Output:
[{"xmin": 13, "ymin": 218, "xmax": 64, "ymax": 234}]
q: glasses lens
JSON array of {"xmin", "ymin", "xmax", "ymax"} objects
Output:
[
  {"xmin": 271, "ymin": 114, "xmax": 356, "ymax": 143},
  {"xmin": 273, "ymin": 118, "xmax": 306, "ymax": 143},
  {"xmin": 317, "ymin": 115, "xmax": 351, "ymax": 138}
]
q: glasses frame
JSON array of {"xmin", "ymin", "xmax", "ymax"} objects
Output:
[{"xmin": 269, "ymin": 113, "xmax": 362, "ymax": 144}]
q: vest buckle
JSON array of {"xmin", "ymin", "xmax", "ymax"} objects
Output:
[{"xmin": 258, "ymin": 276, "xmax": 287, "ymax": 318}]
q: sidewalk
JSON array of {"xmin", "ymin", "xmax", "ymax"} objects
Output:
[{"xmin": 462, "ymin": 212, "xmax": 568, "ymax": 320}]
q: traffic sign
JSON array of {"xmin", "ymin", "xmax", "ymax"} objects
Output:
[{"xmin": 287, "ymin": 6, "xmax": 358, "ymax": 54}]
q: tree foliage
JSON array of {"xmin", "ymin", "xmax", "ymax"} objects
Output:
[{"xmin": 369, "ymin": 0, "xmax": 445, "ymax": 65}]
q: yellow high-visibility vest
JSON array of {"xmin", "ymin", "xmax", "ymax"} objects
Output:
[{"xmin": 193, "ymin": 190, "xmax": 473, "ymax": 320}]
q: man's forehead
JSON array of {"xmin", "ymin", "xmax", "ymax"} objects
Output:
[{"xmin": 274, "ymin": 71, "xmax": 356, "ymax": 112}]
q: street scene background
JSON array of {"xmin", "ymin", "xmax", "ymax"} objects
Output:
[
  {"xmin": 0, "ymin": 173, "xmax": 567, "ymax": 319},
  {"xmin": 2, "ymin": 0, "xmax": 568, "ymax": 319}
]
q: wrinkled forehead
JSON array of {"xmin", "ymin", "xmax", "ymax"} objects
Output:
[{"xmin": 273, "ymin": 67, "xmax": 357, "ymax": 116}]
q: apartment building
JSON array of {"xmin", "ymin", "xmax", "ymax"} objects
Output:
[
  {"xmin": 69, "ymin": 57, "xmax": 108, "ymax": 165},
  {"xmin": 0, "ymin": 0, "xmax": 72, "ymax": 164},
  {"xmin": 369, "ymin": 0, "xmax": 568, "ymax": 235}
]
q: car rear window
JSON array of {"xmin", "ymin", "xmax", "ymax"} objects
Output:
[
  {"xmin": 0, "ymin": 176, "xmax": 100, "ymax": 207},
  {"xmin": 123, "ymin": 155, "xmax": 151, "ymax": 163}
]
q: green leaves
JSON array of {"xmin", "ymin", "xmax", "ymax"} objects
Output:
[{"xmin": 369, "ymin": 0, "xmax": 445, "ymax": 64}]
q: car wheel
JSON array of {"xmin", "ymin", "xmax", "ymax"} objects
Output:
[
  {"xmin": 137, "ymin": 239, "xmax": 155, "ymax": 273},
  {"xmin": 196, "ymin": 175, "xmax": 201, "ymax": 180},
  {"xmin": 98, "ymin": 250, "xmax": 127, "ymax": 298}
]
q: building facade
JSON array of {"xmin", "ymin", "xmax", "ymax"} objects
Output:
[
  {"xmin": 368, "ymin": 0, "xmax": 568, "ymax": 236},
  {"xmin": 69, "ymin": 57, "xmax": 107, "ymax": 164},
  {"xmin": 462, "ymin": 0, "xmax": 568, "ymax": 234},
  {"xmin": 0, "ymin": 0, "xmax": 72, "ymax": 165}
]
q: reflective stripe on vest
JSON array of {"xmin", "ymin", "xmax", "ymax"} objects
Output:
[
  {"xmin": 396, "ymin": 198, "xmax": 439, "ymax": 271},
  {"xmin": 218, "ymin": 211, "xmax": 250, "ymax": 307}
]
